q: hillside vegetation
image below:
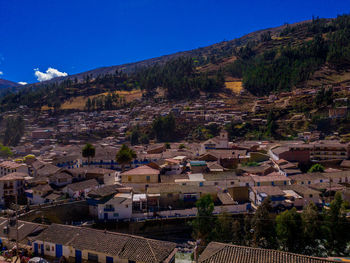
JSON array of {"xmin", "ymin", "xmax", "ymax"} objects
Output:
[{"xmin": 1, "ymin": 14, "xmax": 350, "ymax": 111}]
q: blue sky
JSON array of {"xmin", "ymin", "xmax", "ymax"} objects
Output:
[{"xmin": 0, "ymin": 0, "xmax": 349, "ymax": 84}]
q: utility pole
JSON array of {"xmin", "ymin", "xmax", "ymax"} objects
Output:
[
  {"xmin": 329, "ymin": 176, "xmax": 332, "ymax": 204},
  {"xmin": 15, "ymin": 194, "xmax": 19, "ymax": 262}
]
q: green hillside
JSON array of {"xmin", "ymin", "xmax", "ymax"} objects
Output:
[{"xmin": 1, "ymin": 14, "xmax": 350, "ymax": 111}]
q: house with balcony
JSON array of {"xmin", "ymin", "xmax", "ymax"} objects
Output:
[
  {"xmin": 0, "ymin": 161, "xmax": 28, "ymax": 177},
  {"xmin": 0, "ymin": 172, "xmax": 26, "ymax": 206},
  {"xmin": 87, "ymin": 185, "xmax": 133, "ymax": 220}
]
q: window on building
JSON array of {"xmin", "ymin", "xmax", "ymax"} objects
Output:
[
  {"xmin": 128, "ymin": 176, "xmax": 132, "ymax": 182},
  {"xmin": 88, "ymin": 253, "xmax": 98, "ymax": 262},
  {"xmin": 146, "ymin": 176, "xmax": 150, "ymax": 182},
  {"xmin": 105, "ymin": 204, "xmax": 113, "ymax": 210},
  {"xmin": 45, "ymin": 245, "xmax": 50, "ymax": 251}
]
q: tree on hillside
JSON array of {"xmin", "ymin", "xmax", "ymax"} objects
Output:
[
  {"xmin": 140, "ymin": 134, "xmax": 149, "ymax": 145},
  {"xmin": 86, "ymin": 98, "xmax": 92, "ymax": 111},
  {"xmin": 265, "ymin": 110, "xmax": 277, "ymax": 138},
  {"xmin": 0, "ymin": 144, "xmax": 13, "ymax": 158},
  {"xmin": 116, "ymin": 144, "xmax": 136, "ymax": 171},
  {"xmin": 152, "ymin": 114, "xmax": 176, "ymax": 142},
  {"xmin": 3, "ymin": 115, "xmax": 25, "ymax": 146},
  {"xmin": 82, "ymin": 143, "xmax": 95, "ymax": 165},
  {"xmin": 130, "ymin": 129, "xmax": 140, "ymax": 145}
]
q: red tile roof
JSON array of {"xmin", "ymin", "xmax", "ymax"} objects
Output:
[{"xmin": 199, "ymin": 242, "xmax": 338, "ymax": 263}]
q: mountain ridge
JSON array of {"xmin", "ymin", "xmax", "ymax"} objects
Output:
[{"xmin": 24, "ymin": 19, "xmax": 313, "ymax": 87}]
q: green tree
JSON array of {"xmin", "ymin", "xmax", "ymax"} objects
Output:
[
  {"xmin": 0, "ymin": 144, "xmax": 13, "ymax": 158},
  {"xmin": 86, "ymin": 97, "xmax": 92, "ymax": 111},
  {"xmin": 276, "ymin": 207, "xmax": 303, "ymax": 252},
  {"xmin": 164, "ymin": 143, "xmax": 171, "ymax": 149},
  {"xmin": 325, "ymin": 192, "xmax": 348, "ymax": 254},
  {"xmin": 191, "ymin": 194, "xmax": 216, "ymax": 246},
  {"xmin": 140, "ymin": 134, "xmax": 149, "ymax": 145},
  {"xmin": 3, "ymin": 116, "xmax": 25, "ymax": 146},
  {"xmin": 232, "ymin": 219, "xmax": 242, "ymax": 245},
  {"xmin": 213, "ymin": 212, "xmax": 232, "ymax": 243},
  {"xmin": 116, "ymin": 144, "xmax": 136, "ymax": 171},
  {"xmin": 251, "ymin": 198, "xmax": 276, "ymax": 248},
  {"xmin": 308, "ymin": 164, "xmax": 325, "ymax": 173},
  {"xmin": 265, "ymin": 110, "xmax": 277, "ymax": 138},
  {"xmin": 82, "ymin": 143, "xmax": 95, "ymax": 165},
  {"xmin": 243, "ymin": 215, "xmax": 253, "ymax": 246},
  {"xmin": 130, "ymin": 130, "xmax": 140, "ymax": 145},
  {"xmin": 152, "ymin": 114, "xmax": 176, "ymax": 142},
  {"xmin": 302, "ymin": 202, "xmax": 323, "ymax": 255}
]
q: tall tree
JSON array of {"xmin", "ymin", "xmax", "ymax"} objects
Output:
[
  {"xmin": 325, "ymin": 192, "xmax": 348, "ymax": 254},
  {"xmin": 191, "ymin": 194, "xmax": 216, "ymax": 247},
  {"xmin": 116, "ymin": 144, "xmax": 136, "ymax": 171},
  {"xmin": 213, "ymin": 212, "xmax": 232, "ymax": 243},
  {"xmin": 231, "ymin": 219, "xmax": 243, "ymax": 245},
  {"xmin": 276, "ymin": 207, "xmax": 303, "ymax": 252},
  {"xmin": 302, "ymin": 202, "xmax": 325, "ymax": 256},
  {"xmin": 3, "ymin": 115, "xmax": 25, "ymax": 146},
  {"xmin": 251, "ymin": 198, "xmax": 276, "ymax": 249},
  {"xmin": 82, "ymin": 143, "xmax": 95, "ymax": 165}
]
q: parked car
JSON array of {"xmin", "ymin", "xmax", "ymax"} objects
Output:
[{"xmin": 28, "ymin": 257, "xmax": 49, "ymax": 263}]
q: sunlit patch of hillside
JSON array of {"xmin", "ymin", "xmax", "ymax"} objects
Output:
[
  {"xmin": 42, "ymin": 89, "xmax": 143, "ymax": 110},
  {"xmin": 225, "ymin": 81, "xmax": 243, "ymax": 94}
]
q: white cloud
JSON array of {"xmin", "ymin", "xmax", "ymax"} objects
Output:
[
  {"xmin": 0, "ymin": 71, "xmax": 3, "ymax": 75},
  {"xmin": 34, "ymin": 67, "xmax": 68, "ymax": 82},
  {"xmin": 18, "ymin": 82, "xmax": 27, "ymax": 85}
]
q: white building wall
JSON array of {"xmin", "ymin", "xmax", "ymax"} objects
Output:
[{"xmin": 97, "ymin": 196, "xmax": 132, "ymax": 220}]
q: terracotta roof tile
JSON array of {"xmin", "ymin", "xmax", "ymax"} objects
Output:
[{"xmin": 199, "ymin": 242, "xmax": 338, "ymax": 263}]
